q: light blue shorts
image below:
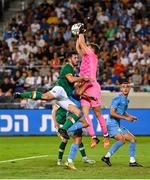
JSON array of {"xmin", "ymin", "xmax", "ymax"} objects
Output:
[{"xmin": 107, "ymin": 124, "xmax": 129, "ymax": 138}]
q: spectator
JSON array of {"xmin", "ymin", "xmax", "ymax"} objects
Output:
[
  {"xmin": 11, "ymin": 47, "xmax": 22, "ymax": 64},
  {"xmin": 131, "ymin": 68, "xmax": 142, "ymax": 91},
  {"xmin": 24, "ymin": 70, "xmax": 35, "ymax": 88},
  {"xmin": 40, "ymin": 18, "xmax": 49, "ymax": 30},
  {"xmin": 43, "ymin": 71, "xmax": 53, "ymax": 89},
  {"xmin": 143, "ymin": 41, "xmax": 150, "ymax": 56},
  {"xmin": 50, "ymin": 52, "xmax": 61, "ymax": 70},
  {"xmin": 113, "ymin": 58, "xmax": 125, "ymax": 77},
  {"xmin": 31, "ymin": 19, "xmax": 40, "ymax": 34},
  {"xmin": 19, "ymin": 48, "xmax": 30, "ymax": 64},
  {"xmin": 0, "ymin": 0, "xmax": 149, "ymax": 104},
  {"xmin": 39, "ymin": 60, "xmax": 50, "ymax": 77},
  {"xmin": 0, "ymin": 77, "xmax": 14, "ymax": 96},
  {"xmin": 29, "ymin": 42, "xmax": 38, "ymax": 54},
  {"xmin": 52, "ymin": 69, "xmax": 59, "ymax": 83},
  {"xmin": 5, "ymin": 33, "xmax": 18, "ymax": 52},
  {"xmin": 128, "ymin": 48, "xmax": 137, "ymax": 64},
  {"xmin": 63, "ymin": 26, "xmax": 72, "ymax": 41},
  {"xmin": 120, "ymin": 50, "xmax": 129, "ymax": 66},
  {"xmin": 110, "ymin": 69, "xmax": 119, "ymax": 85},
  {"xmin": 97, "ymin": 10, "xmax": 109, "ymax": 25},
  {"xmin": 34, "ymin": 70, "xmax": 42, "ymax": 87}
]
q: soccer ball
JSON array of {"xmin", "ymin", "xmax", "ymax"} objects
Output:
[{"xmin": 71, "ymin": 23, "xmax": 81, "ymax": 35}]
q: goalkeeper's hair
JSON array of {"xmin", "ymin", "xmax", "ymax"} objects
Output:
[{"xmin": 88, "ymin": 43, "xmax": 100, "ymax": 55}]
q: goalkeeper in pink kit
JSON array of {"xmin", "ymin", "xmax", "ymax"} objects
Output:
[{"xmin": 75, "ymin": 23, "xmax": 110, "ymax": 148}]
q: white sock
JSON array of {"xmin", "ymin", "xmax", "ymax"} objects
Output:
[
  {"xmin": 68, "ymin": 158, "xmax": 73, "ymax": 163},
  {"xmin": 83, "ymin": 156, "xmax": 87, "ymax": 160},
  {"xmin": 130, "ymin": 157, "xmax": 136, "ymax": 163},
  {"xmin": 92, "ymin": 136, "xmax": 96, "ymax": 139},
  {"xmin": 105, "ymin": 152, "xmax": 111, "ymax": 158}
]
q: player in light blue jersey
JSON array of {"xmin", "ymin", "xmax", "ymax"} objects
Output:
[{"xmin": 101, "ymin": 82, "xmax": 143, "ymax": 167}]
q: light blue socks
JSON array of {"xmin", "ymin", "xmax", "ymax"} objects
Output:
[{"xmin": 68, "ymin": 144, "xmax": 79, "ymax": 162}]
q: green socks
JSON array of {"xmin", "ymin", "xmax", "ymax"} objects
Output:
[
  {"xmin": 58, "ymin": 141, "xmax": 67, "ymax": 160},
  {"xmin": 20, "ymin": 91, "xmax": 43, "ymax": 100},
  {"xmin": 62, "ymin": 113, "xmax": 79, "ymax": 130},
  {"xmin": 79, "ymin": 142, "xmax": 86, "ymax": 158},
  {"xmin": 20, "ymin": 92, "xmax": 32, "ymax": 99}
]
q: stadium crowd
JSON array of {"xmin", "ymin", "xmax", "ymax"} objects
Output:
[{"xmin": 0, "ymin": 0, "xmax": 150, "ymax": 105}]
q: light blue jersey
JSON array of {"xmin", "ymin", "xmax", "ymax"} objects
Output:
[{"xmin": 107, "ymin": 93, "xmax": 129, "ymax": 137}]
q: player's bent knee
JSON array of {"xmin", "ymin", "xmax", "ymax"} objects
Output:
[
  {"xmin": 63, "ymin": 139, "xmax": 68, "ymax": 143},
  {"xmin": 116, "ymin": 135, "xmax": 126, "ymax": 144},
  {"xmin": 94, "ymin": 111, "xmax": 101, "ymax": 118},
  {"xmin": 74, "ymin": 109, "xmax": 81, "ymax": 117},
  {"xmin": 42, "ymin": 92, "xmax": 54, "ymax": 100},
  {"xmin": 79, "ymin": 118, "xmax": 89, "ymax": 128},
  {"xmin": 73, "ymin": 137, "xmax": 82, "ymax": 144},
  {"xmin": 120, "ymin": 138, "xmax": 126, "ymax": 144},
  {"xmin": 83, "ymin": 122, "xmax": 89, "ymax": 128},
  {"xmin": 131, "ymin": 137, "xmax": 136, "ymax": 143},
  {"xmin": 68, "ymin": 105, "xmax": 81, "ymax": 117}
]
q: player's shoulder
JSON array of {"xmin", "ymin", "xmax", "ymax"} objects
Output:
[
  {"xmin": 62, "ymin": 63, "xmax": 73, "ymax": 71},
  {"xmin": 62, "ymin": 63, "xmax": 70, "ymax": 68},
  {"xmin": 112, "ymin": 93, "xmax": 122, "ymax": 101},
  {"xmin": 63, "ymin": 63, "xmax": 73, "ymax": 69}
]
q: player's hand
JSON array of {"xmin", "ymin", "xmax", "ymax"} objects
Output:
[
  {"xmin": 125, "ymin": 116, "xmax": 133, "ymax": 121},
  {"xmin": 78, "ymin": 79, "xmax": 87, "ymax": 85},
  {"xmin": 131, "ymin": 116, "xmax": 138, "ymax": 122},
  {"xmin": 125, "ymin": 116, "xmax": 138, "ymax": 122},
  {"xmin": 81, "ymin": 77, "xmax": 91, "ymax": 82},
  {"xmin": 79, "ymin": 23, "xmax": 86, "ymax": 34}
]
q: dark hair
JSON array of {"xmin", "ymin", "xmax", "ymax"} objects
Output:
[
  {"xmin": 88, "ymin": 43, "xmax": 100, "ymax": 55},
  {"xmin": 121, "ymin": 81, "xmax": 129, "ymax": 85},
  {"xmin": 67, "ymin": 51, "xmax": 78, "ymax": 58}
]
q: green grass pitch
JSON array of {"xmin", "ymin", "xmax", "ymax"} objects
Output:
[{"xmin": 0, "ymin": 136, "xmax": 150, "ymax": 179}]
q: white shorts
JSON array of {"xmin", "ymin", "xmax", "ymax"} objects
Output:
[{"xmin": 50, "ymin": 86, "xmax": 75, "ymax": 110}]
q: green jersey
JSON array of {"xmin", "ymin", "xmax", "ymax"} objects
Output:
[{"xmin": 57, "ymin": 63, "xmax": 75, "ymax": 96}]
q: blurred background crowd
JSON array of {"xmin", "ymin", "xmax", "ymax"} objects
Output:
[{"xmin": 0, "ymin": 0, "xmax": 149, "ymax": 107}]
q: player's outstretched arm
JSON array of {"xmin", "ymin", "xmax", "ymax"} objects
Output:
[
  {"xmin": 124, "ymin": 112, "xmax": 138, "ymax": 121},
  {"xmin": 78, "ymin": 34, "xmax": 89, "ymax": 54},
  {"xmin": 74, "ymin": 81, "xmax": 88, "ymax": 96},
  {"xmin": 110, "ymin": 108, "xmax": 134, "ymax": 121},
  {"xmin": 65, "ymin": 73, "xmax": 90, "ymax": 84},
  {"xmin": 76, "ymin": 38, "xmax": 82, "ymax": 55}
]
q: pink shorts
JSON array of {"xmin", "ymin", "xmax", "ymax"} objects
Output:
[{"xmin": 81, "ymin": 81, "xmax": 101, "ymax": 108}]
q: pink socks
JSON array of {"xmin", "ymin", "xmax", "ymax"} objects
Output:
[
  {"xmin": 85, "ymin": 115, "xmax": 96, "ymax": 138},
  {"xmin": 97, "ymin": 115, "xmax": 108, "ymax": 137}
]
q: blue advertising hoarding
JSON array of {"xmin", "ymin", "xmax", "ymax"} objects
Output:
[{"xmin": 0, "ymin": 109, "xmax": 150, "ymax": 135}]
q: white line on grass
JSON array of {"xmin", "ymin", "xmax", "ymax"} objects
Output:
[
  {"xmin": 0, "ymin": 154, "xmax": 145, "ymax": 164},
  {"xmin": 0, "ymin": 155, "xmax": 48, "ymax": 164}
]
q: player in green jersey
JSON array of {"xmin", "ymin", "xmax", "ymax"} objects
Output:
[
  {"xmin": 52, "ymin": 104, "xmax": 95, "ymax": 168},
  {"xmin": 14, "ymin": 51, "xmax": 90, "ymax": 140},
  {"xmin": 52, "ymin": 79, "xmax": 97, "ymax": 170}
]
